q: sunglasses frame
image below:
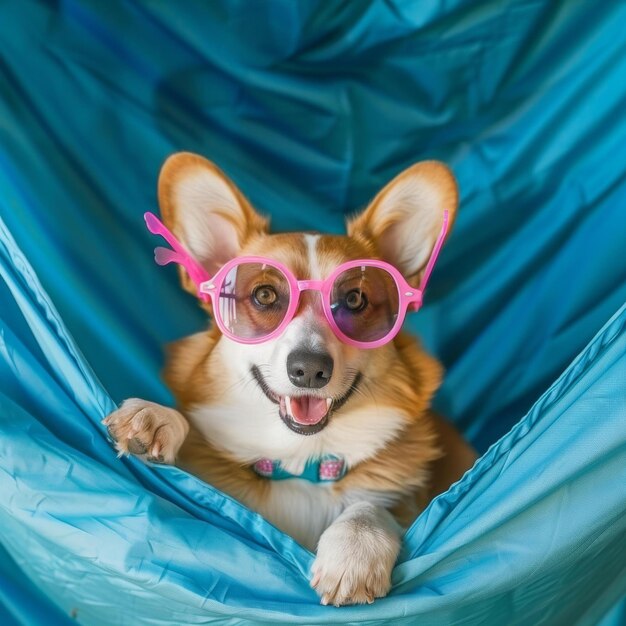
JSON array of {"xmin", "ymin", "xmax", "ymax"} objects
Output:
[{"xmin": 145, "ymin": 210, "xmax": 449, "ymax": 349}]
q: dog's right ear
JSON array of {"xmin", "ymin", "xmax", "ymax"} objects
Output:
[
  {"xmin": 347, "ymin": 161, "xmax": 458, "ymax": 287},
  {"xmin": 158, "ymin": 152, "xmax": 268, "ymax": 297}
]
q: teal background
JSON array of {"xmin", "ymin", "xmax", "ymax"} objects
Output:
[{"xmin": 1, "ymin": 1, "xmax": 625, "ymax": 624}]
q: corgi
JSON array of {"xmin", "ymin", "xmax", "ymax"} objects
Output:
[{"xmin": 104, "ymin": 152, "xmax": 476, "ymax": 607}]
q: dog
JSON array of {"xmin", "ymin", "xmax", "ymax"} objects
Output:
[{"xmin": 104, "ymin": 152, "xmax": 476, "ymax": 606}]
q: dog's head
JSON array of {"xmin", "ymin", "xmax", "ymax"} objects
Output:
[{"xmin": 159, "ymin": 152, "xmax": 457, "ymax": 466}]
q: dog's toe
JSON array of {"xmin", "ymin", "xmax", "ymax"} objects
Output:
[{"xmin": 127, "ymin": 437, "xmax": 148, "ymax": 455}]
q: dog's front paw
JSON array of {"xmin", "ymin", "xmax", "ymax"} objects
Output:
[
  {"xmin": 311, "ymin": 502, "xmax": 401, "ymax": 607},
  {"xmin": 103, "ymin": 398, "xmax": 189, "ymax": 464}
]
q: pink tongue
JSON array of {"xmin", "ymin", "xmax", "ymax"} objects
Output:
[{"xmin": 290, "ymin": 396, "xmax": 329, "ymax": 425}]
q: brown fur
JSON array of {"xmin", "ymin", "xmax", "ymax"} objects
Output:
[
  {"xmin": 179, "ymin": 426, "xmax": 271, "ymax": 508},
  {"xmin": 159, "ymin": 152, "xmax": 475, "ymax": 531}
]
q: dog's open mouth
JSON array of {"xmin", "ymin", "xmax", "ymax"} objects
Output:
[{"xmin": 251, "ymin": 366, "xmax": 361, "ymax": 436}]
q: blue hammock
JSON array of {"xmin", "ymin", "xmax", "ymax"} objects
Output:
[{"xmin": 1, "ymin": 2, "xmax": 625, "ymax": 625}]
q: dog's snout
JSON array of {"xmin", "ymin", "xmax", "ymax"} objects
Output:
[{"xmin": 287, "ymin": 350, "xmax": 333, "ymax": 389}]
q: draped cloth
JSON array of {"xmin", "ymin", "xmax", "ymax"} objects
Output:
[{"xmin": 1, "ymin": 2, "xmax": 625, "ymax": 624}]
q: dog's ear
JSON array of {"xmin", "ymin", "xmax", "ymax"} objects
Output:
[
  {"xmin": 158, "ymin": 152, "xmax": 268, "ymax": 296},
  {"xmin": 347, "ymin": 161, "xmax": 458, "ymax": 285}
]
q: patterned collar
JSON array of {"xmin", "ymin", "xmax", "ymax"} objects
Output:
[{"xmin": 252, "ymin": 455, "xmax": 346, "ymax": 483}]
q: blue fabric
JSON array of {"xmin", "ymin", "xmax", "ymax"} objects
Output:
[{"xmin": 0, "ymin": 1, "xmax": 625, "ymax": 624}]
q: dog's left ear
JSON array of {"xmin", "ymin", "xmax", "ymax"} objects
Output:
[
  {"xmin": 158, "ymin": 152, "xmax": 268, "ymax": 299},
  {"xmin": 347, "ymin": 161, "xmax": 458, "ymax": 284}
]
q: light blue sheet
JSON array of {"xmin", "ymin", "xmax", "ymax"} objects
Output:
[{"xmin": 1, "ymin": 2, "xmax": 625, "ymax": 624}]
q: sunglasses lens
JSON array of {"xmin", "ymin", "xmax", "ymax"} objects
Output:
[
  {"xmin": 330, "ymin": 265, "xmax": 399, "ymax": 343},
  {"xmin": 218, "ymin": 262, "xmax": 290, "ymax": 339}
]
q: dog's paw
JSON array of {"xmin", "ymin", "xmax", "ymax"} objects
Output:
[
  {"xmin": 311, "ymin": 502, "xmax": 401, "ymax": 607},
  {"xmin": 102, "ymin": 398, "xmax": 189, "ymax": 464}
]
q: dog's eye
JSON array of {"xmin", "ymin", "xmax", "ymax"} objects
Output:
[
  {"xmin": 252, "ymin": 285, "xmax": 278, "ymax": 307},
  {"xmin": 344, "ymin": 289, "xmax": 368, "ymax": 312}
]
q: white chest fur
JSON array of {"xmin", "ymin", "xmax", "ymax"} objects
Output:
[{"xmin": 258, "ymin": 479, "xmax": 343, "ymax": 550}]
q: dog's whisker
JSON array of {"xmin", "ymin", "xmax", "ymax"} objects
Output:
[
  {"xmin": 221, "ymin": 371, "xmax": 257, "ymax": 396},
  {"xmin": 354, "ymin": 375, "xmax": 381, "ymax": 412}
]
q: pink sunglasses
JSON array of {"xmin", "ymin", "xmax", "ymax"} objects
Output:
[{"xmin": 145, "ymin": 211, "xmax": 449, "ymax": 349}]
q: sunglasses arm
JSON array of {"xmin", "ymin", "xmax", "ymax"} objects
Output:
[
  {"xmin": 144, "ymin": 212, "xmax": 212, "ymax": 303},
  {"xmin": 405, "ymin": 210, "xmax": 450, "ymax": 312},
  {"xmin": 418, "ymin": 209, "xmax": 450, "ymax": 293}
]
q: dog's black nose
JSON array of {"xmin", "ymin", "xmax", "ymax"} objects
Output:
[{"xmin": 287, "ymin": 350, "xmax": 333, "ymax": 389}]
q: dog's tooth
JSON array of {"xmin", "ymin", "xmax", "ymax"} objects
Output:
[
  {"xmin": 285, "ymin": 396, "xmax": 292, "ymax": 417},
  {"xmin": 326, "ymin": 398, "xmax": 332, "ymax": 410}
]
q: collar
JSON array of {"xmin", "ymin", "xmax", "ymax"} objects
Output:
[{"xmin": 252, "ymin": 455, "xmax": 346, "ymax": 483}]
